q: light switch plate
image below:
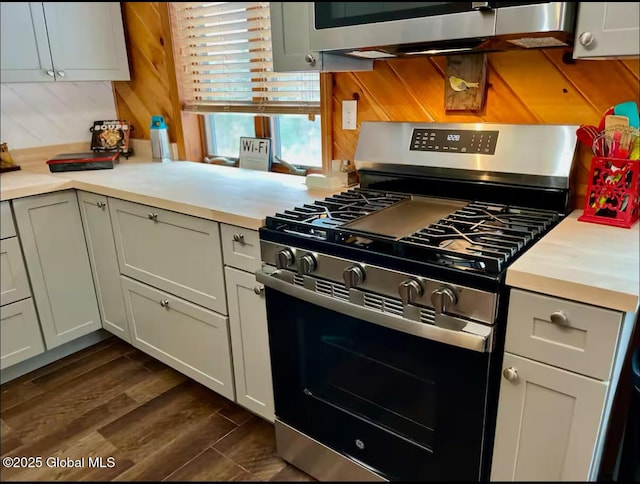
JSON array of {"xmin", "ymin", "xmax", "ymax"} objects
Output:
[{"xmin": 342, "ymin": 100, "xmax": 357, "ymax": 130}]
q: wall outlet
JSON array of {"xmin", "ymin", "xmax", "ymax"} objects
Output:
[{"xmin": 342, "ymin": 100, "xmax": 357, "ymax": 130}]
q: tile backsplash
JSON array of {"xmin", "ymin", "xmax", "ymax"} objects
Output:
[{"xmin": 0, "ymin": 81, "xmax": 117, "ymax": 150}]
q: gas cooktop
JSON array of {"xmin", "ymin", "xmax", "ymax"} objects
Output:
[{"xmin": 264, "ymin": 187, "xmax": 560, "ymax": 275}]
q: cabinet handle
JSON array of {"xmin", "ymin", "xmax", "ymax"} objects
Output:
[
  {"xmin": 550, "ymin": 310, "xmax": 568, "ymax": 325},
  {"xmin": 45, "ymin": 70, "xmax": 55, "ymax": 77},
  {"xmin": 304, "ymin": 53, "xmax": 316, "ymax": 66},
  {"xmin": 56, "ymin": 70, "xmax": 66, "ymax": 77},
  {"xmin": 96, "ymin": 201, "xmax": 105, "ymax": 209},
  {"xmin": 160, "ymin": 299, "xmax": 170, "ymax": 308},
  {"xmin": 148, "ymin": 212, "xmax": 158, "ymax": 221},
  {"xmin": 254, "ymin": 285, "xmax": 264, "ymax": 296},
  {"xmin": 503, "ymin": 367, "xmax": 519, "ymax": 382},
  {"xmin": 578, "ymin": 31, "xmax": 594, "ymax": 48},
  {"xmin": 233, "ymin": 233, "xmax": 245, "ymax": 243}
]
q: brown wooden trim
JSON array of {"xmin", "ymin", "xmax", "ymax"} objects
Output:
[
  {"xmin": 254, "ymin": 116, "xmax": 272, "ymax": 139},
  {"xmin": 320, "ymin": 72, "xmax": 333, "ymax": 173},
  {"xmin": 160, "ymin": 3, "xmax": 204, "ymax": 161}
]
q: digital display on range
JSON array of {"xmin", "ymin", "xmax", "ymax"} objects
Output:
[{"xmin": 410, "ymin": 129, "xmax": 499, "ymax": 154}]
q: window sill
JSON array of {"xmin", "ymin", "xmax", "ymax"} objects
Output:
[{"xmin": 202, "ymin": 156, "xmax": 323, "ymax": 176}]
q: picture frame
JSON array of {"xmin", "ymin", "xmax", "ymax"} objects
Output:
[{"xmin": 238, "ymin": 137, "xmax": 272, "ymax": 171}]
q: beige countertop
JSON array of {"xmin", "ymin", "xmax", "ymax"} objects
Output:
[
  {"xmin": 506, "ymin": 210, "xmax": 639, "ymax": 313},
  {"xmin": 3, "ymin": 144, "xmax": 638, "ymax": 312},
  {"xmin": 0, "ymin": 150, "xmax": 341, "ymax": 230}
]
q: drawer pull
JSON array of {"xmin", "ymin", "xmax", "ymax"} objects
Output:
[
  {"xmin": 254, "ymin": 285, "xmax": 264, "ymax": 295},
  {"xmin": 160, "ymin": 299, "xmax": 170, "ymax": 308},
  {"xmin": 550, "ymin": 310, "xmax": 568, "ymax": 325},
  {"xmin": 96, "ymin": 201, "xmax": 106, "ymax": 209},
  {"xmin": 503, "ymin": 367, "xmax": 519, "ymax": 382},
  {"xmin": 233, "ymin": 233, "xmax": 245, "ymax": 243},
  {"xmin": 148, "ymin": 213, "xmax": 158, "ymax": 221}
]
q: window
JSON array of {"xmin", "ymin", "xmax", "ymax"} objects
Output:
[{"xmin": 170, "ymin": 2, "xmax": 322, "ymax": 170}]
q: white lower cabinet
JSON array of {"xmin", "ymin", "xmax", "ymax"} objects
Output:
[
  {"xmin": 121, "ymin": 275, "xmax": 235, "ymax": 400},
  {"xmin": 0, "ymin": 237, "xmax": 31, "ymax": 306},
  {"xmin": 225, "ymin": 266, "xmax": 274, "ymax": 422},
  {"xmin": 491, "ymin": 353, "xmax": 608, "ymax": 482},
  {"xmin": 12, "ymin": 191, "xmax": 102, "ymax": 349},
  {"xmin": 0, "ymin": 298, "xmax": 44, "ymax": 370},
  {"xmin": 491, "ymin": 288, "xmax": 625, "ymax": 481},
  {"xmin": 109, "ymin": 198, "xmax": 227, "ymax": 314},
  {"xmin": 77, "ymin": 191, "xmax": 130, "ymax": 342}
]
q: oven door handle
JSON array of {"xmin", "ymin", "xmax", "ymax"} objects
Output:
[{"xmin": 256, "ymin": 269, "xmax": 493, "ymax": 353}]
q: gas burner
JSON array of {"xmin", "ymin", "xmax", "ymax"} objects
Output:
[
  {"xmin": 438, "ymin": 238, "xmax": 484, "ymax": 254},
  {"xmin": 401, "ymin": 201, "xmax": 560, "ymax": 274}
]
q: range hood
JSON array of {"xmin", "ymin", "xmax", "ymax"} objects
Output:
[{"xmin": 308, "ymin": 2, "xmax": 578, "ymax": 59}]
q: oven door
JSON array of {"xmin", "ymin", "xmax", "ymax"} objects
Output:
[
  {"xmin": 309, "ymin": 2, "xmax": 496, "ymax": 53},
  {"xmin": 262, "ymin": 279, "xmax": 495, "ymax": 481}
]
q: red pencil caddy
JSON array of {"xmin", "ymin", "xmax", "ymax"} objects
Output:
[{"xmin": 578, "ymin": 157, "xmax": 639, "ymax": 229}]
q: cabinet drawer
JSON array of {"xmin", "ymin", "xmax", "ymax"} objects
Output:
[
  {"xmin": 506, "ymin": 289, "xmax": 622, "ymax": 380},
  {"xmin": 109, "ymin": 198, "xmax": 226, "ymax": 314},
  {"xmin": 1, "ymin": 201, "xmax": 15, "ymax": 239},
  {"xmin": 1, "ymin": 237, "xmax": 31, "ymax": 307},
  {"xmin": 1, "ymin": 298, "xmax": 45, "ymax": 370},
  {"xmin": 220, "ymin": 224, "xmax": 261, "ymax": 273},
  {"xmin": 121, "ymin": 276, "xmax": 234, "ymax": 400}
]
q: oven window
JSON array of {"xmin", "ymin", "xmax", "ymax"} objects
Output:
[
  {"xmin": 267, "ymin": 289, "xmax": 492, "ymax": 466},
  {"xmin": 314, "ymin": 2, "xmax": 475, "ymax": 29},
  {"xmin": 304, "ymin": 326, "xmax": 437, "ymax": 449}
]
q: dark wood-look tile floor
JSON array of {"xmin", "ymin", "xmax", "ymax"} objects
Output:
[{"xmin": 0, "ymin": 337, "xmax": 314, "ymax": 482}]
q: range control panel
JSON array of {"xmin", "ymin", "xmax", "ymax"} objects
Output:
[{"xmin": 410, "ymin": 128, "xmax": 499, "ymax": 155}]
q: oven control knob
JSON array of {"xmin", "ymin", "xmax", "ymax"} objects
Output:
[
  {"xmin": 343, "ymin": 265, "xmax": 365, "ymax": 289},
  {"xmin": 398, "ymin": 279, "xmax": 423, "ymax": 306},
  {"xmin": 430, "ymin": 287, "xmax": 458, "ymax": 314},
  {"xmin": 297, "ymin": 254, "xmax": 317, "ymax": 275},
  {"xmin": 275, "ymin": 249, "xmax": 295, "ymax": 269}
]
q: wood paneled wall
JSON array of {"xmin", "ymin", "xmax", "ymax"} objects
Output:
[
  {"xmin": 113, "ymin": 2, "xmax": 202, "ymax": 161},
  {"xmin": 332, "ymin": 50, "xmax": 640, "ymax": 209},
  {"xmin": 115, "ymin": 3, "xmax": 639, "ymax": 206}
]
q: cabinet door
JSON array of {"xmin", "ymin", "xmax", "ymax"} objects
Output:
[
  {"xmin": 109, "ymin": 197, "xmax": 227, "ymax": 314},
  {"xmin": 122, "ymin": 276, "xmax": 235, "ymax": 400},
  {"xmin": 1, "ymin": 298, "xmax": 45, "ymax": 370},
  {"xmin": 269, "ymin": 2, "xmax": 372, "ymax": 73},
  {"xmin": 225, "ymin": 267, "xmax": 274, "ymax": 422},
  {"xmin": 77, "ymin": 192, "xmax": 130, "ymax": 343},
  {"xmin": 0, "ymin": 2, "xmax": 54, "ymax": 82},
  {"xmin": 573, "ymin": 3, "xmax": 640, "ymax": 58},
  {"xmin": 491, "ymin": 353, "xmax": 608, "ymax": 482},
  {"xmin": 42, "ymin": 2, "xmax": 130, "ymax": 81},
  {"xmin": 13, "ymin": 191, "xmax": 102, "ymax": 349},
  {"xmin": 0, "ymin": 237, "xmax": 31, "ymax": 307},
  {"xmin": 1, "ymin": 201, "xmax": 16, "ymax": 239}
]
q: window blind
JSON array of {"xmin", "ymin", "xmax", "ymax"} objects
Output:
[{"xmin": 170, "ymin": 2, "xmax": 320, "ymax": 115}]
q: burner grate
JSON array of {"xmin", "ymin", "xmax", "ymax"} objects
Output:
[
  {"xmin": 264, "ymin": 189, "xmax": 561, "ymax": 276},
  {"xmin": 265, "ymin": 188, "xmax": 407, "ymax": 240},
  {"xmin": 400, "ymin": 202, "xmax": 560, "ymax": 273}
]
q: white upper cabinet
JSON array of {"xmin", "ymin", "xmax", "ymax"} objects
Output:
[
  {"xmin": 0, "ymin": 2, "xmax": 130, "ymax": 83},
  {"xmin": 269, "ymin": 2, "xmax": 372, "ymax": 72},
  {"xmin": 573, "ymin": 2, "xmax": 640, "ymax": 59}
]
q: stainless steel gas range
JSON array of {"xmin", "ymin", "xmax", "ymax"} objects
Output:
[{"xmin": 257, "ymin": 122, "xmax": 579, "ymax": 482}]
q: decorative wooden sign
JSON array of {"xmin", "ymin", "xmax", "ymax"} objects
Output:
[
  {"xmin": 444, "ymin": 54, "xmax": 488, "ymax": 112},
  {"xmin": 239, "ymin": 137, "xmax": 271, "ymax": 171}
]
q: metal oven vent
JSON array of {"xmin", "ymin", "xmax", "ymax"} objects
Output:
[
  {"xmin": 363, "ymin": 293, "xmax": 404, "ymax": 317},
  {"xmin": 315, "ymin": 279, "xmax": 350, "ymax": 301},
  {"xmin": 293, "ymin": 275, "xmax": 305, "ymax": 286},
  {"xmin": 420, "ymin": 308, "xmax": 436, "ymax": 325}
]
